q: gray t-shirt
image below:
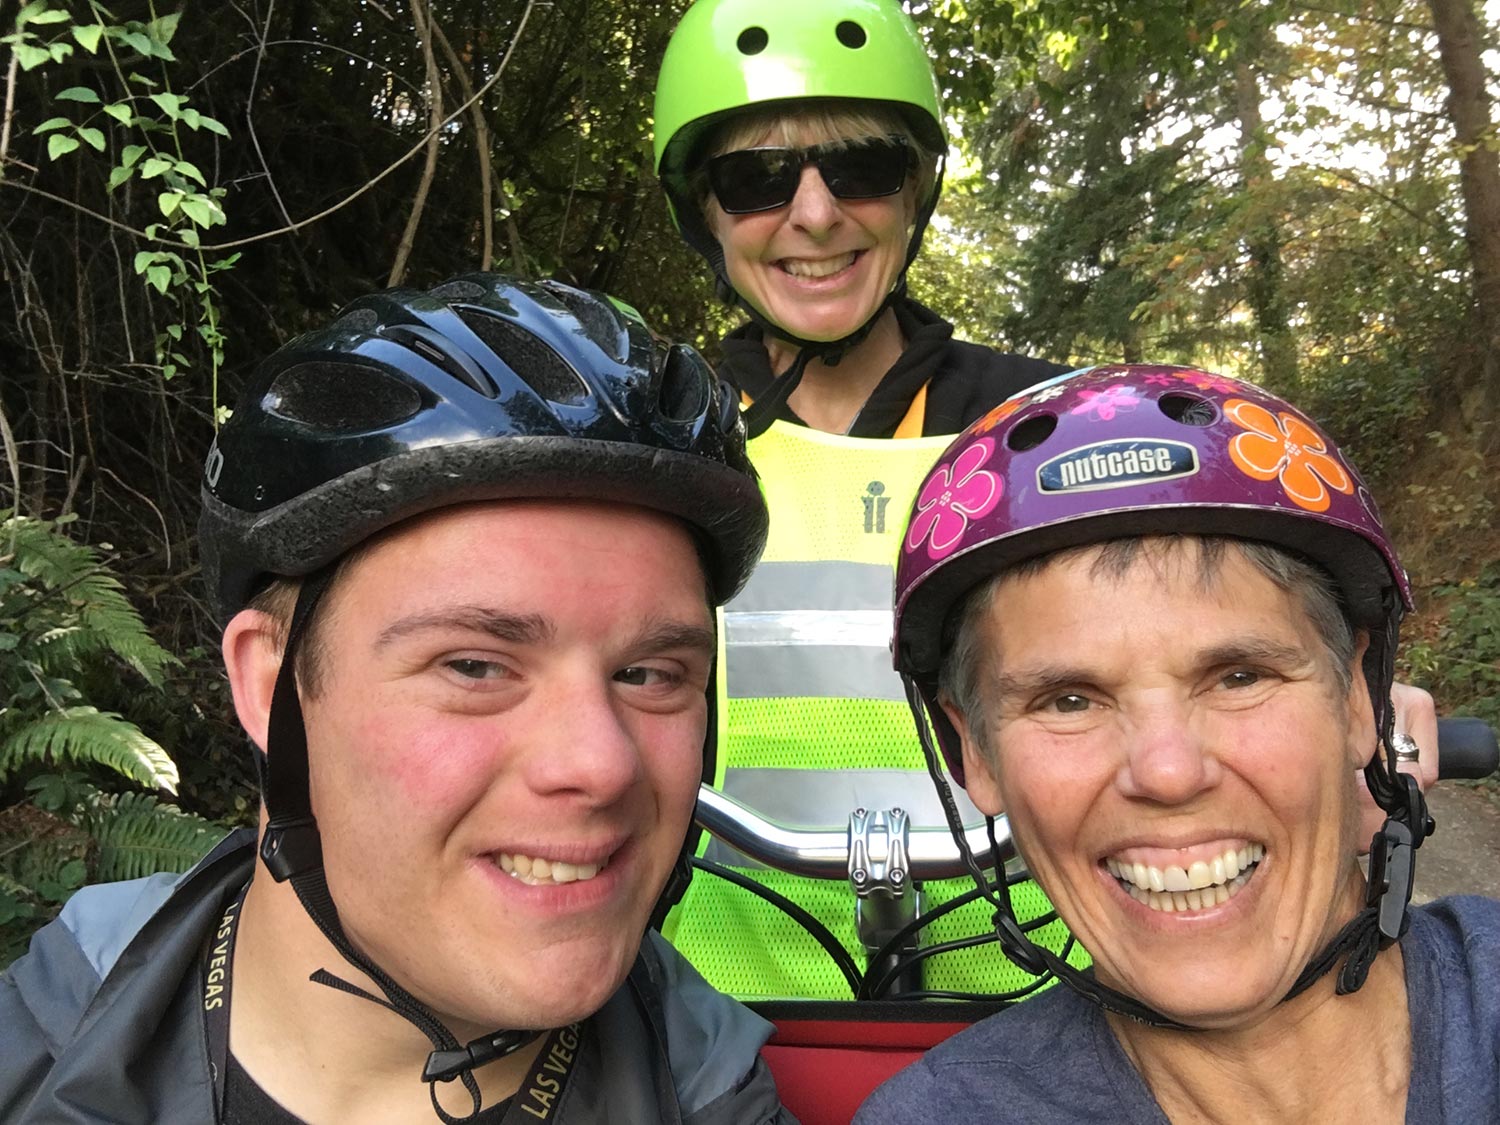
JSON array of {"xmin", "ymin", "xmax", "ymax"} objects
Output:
[{"xmin": 855, "ymin": 897, "xmax": 1500, "ymax": 1123}]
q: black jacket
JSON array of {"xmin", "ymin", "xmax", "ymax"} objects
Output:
[
  {"xmin": 0, "ymin": 830, "xmax": 790, "ymax": 1124},
  {"xmin": 715, "ymin": 297, "xmax": 1071, "ymax": 437}
]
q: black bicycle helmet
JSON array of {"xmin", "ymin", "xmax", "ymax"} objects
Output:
[
  {"xmin": 201, "ymin": 273, "xmax": 767, "ymax": 620},
  {"xmin": 198, "ymin": 274, "xmax": 768, "ymax": 1122}
]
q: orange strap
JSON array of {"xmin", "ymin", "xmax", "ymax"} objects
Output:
[{"xmin": 739, "ymin": 382, "xmax": 929, "ymax": 439}]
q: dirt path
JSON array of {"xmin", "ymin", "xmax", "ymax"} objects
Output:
[{"xmin": 1412, "ymin": 783, "xmax": 1500, "ymax": 904}]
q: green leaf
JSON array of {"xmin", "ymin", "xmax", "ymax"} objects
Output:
[
  {"xmin": 0, "ymin": 706, "xmax": 179, "ymax": 791},
  {"xmin": 145, "ymin": 264, "xmax": 171, "ymax": 294},
  {"xmin": 178, "ymin": 196, "xmax": 213, "ymax": 227},
  {"xmin": 46, "ymin": 134, "xmax": 80, "ymax": 160},
  {"xmin": 31, "ymin": 117, "xmax": 71, "ymax": 135},
  {"xmin": 139, "ymin": 156, "xmax": 172, "ymax": 179},
  {"xmin": 120, "ymin": 143, "xmax": 147, "ymax": 168},
  {"xmin": 146, "ymin": 12, "xmax": 180, "ymax": 46},
  {"xmin": 198, "ymin": 116, "xmax": 230, "ymax": 138},
  {"xmin": 147, "ymin": 92, "xmax": 183, "ymax": 119},
  {"xmin": 127, "ymin": 73, "xmax": 158, "ymax": 88},
  {"xmin": 157, "ymin": 190, "xmax": 181, "ymax": 217},
  {"xmin": 122, "ymin": 31, "xmax": 154, "ymax": 57},
  {"xmin": 24, "ymin": 7, "xmax": 72, "ymax": 25},
  {"xmin": 55, "ymin": 86, "xmax": 101, "ymax": 104},
  {"xmin": 76, "ymin": 126, "xmax": 105, "ymax": 152},
  {"xmin": 103, "ymin": 103, "xmax": 132, "ymax": 125},
  {"xmin": 15, "ymin": 1, "xmax": 51, "ymax": 26},
  {"xmin": 46, "ymin": 41, "xmax": 72, "ymax": 63},
  {"xmin": 89, "ymin": 792, "xmax": 225, "ymax": 881},
  {"xmin": 173, "ymin": 159, "xmax": 205, "ymax": 186},
  {"xmin": 132, "ymin": 250, "xmax": 158, "ymax": 274},
  {"xmin": 105, "ymin": 165, "xmax": 132, "ymax": 190},
  {"xmin": 177, "ymin": 227, "xmax": 199, "ymax": 248},
  {"xmin": 14, "ymin": 43, "xmax": 50, "ymax": 70},
  {"xmin": 72, "ymin": 24, "xmax": 104, "ymax": 52},
  {"xmin": 179, "ymin": 107, "xmax": 200, "ymax": 130}
]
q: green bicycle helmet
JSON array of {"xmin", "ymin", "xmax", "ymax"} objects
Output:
[{"xmin": 654, "ymin": 0, "xmax": 946, "ymax": 348}]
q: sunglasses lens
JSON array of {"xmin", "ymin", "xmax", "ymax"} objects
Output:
[
  {"xmin": 817, "ymin": 141, "xmax": 909, "ymax": 199},
  {"xmin": 706, "ymin": 139, "xmax": 910, "ymax": 214},
  {"xmin": 708, "ymin": 149, "xmax": 799, "ymax": 214}
]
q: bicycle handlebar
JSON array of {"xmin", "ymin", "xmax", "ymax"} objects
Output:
[
  {"xmin": 694, "ymin": 785, "xmax": 1014, "ymax": 881},
  {"xmin": 695, "ymin": 717, "xmax": 1496, "ymax": 881}
]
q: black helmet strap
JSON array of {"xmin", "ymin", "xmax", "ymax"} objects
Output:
[{"xmin": 258, "ymin": 568, "xmax": 536, "ymax": 1124}]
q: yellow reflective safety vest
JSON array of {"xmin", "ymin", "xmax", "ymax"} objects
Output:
[{"xmin": 663, "ymin": 412, "xmax": 1082, "ymax": 1000}]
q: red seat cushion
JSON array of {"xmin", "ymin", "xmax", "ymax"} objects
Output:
[{"xmin": 756, "ymin": 1007, "xmax": 988, "ymax": 1125}]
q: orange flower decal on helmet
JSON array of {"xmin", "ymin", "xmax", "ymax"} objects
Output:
[
  {"xmin": 1225, "ymin": 399, "xmax": 1352, "ymax": 512},
  {"xmin": 972, "ymin": 397, "xmax": 1026, "ymax": 435}
]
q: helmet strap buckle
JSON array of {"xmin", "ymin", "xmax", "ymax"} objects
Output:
[{"xmin": 259, "ymin": 817, "xmax": 323, "ymax": 882}]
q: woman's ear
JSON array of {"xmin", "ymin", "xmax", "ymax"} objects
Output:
[
  {"xmin": 222, "ymin": 609, "xmax": 285, "ymax": 754},
  {"xmin": 1345, "ymin": 630, "xmax": 1376, "ymax": 770},
  {"xmin": 941, "ymin": 697, "xmax": 1005, "ymax": 817}
]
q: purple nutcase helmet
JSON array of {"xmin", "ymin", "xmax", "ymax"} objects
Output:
[{"xmin": 892, "ymin": 363, "xmax": 1412, "ymax": 787}]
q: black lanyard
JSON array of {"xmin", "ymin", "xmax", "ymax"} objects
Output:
[
  {"xmin": 200, "ymin": 883, "xmax": 586, "ymax": 1124},
  {"xmin": 202, "ymin": 880, "xmax": 250, "ymax": 1121}
]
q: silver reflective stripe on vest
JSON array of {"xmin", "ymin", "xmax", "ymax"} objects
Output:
[
  {"xmin": 702, "ymin": 767, "xmax": 983, "ymax": 869},
  {"xmin": 725, "ymin": 560, "xmax": 905, "ymax": 702}
]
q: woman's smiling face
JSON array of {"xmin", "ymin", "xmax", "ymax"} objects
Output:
[
  {"xmin": 947, "ymin": 539, "xmax": 1376, "ymax": 1029},
  {"xmin": 706, "ymin": 117, "xmax": 918, "ymax": 343}
]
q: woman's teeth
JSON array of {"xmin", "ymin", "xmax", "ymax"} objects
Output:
[
  {"xmin": 497, "ymin": 853, "xmax": 605, "ymax": 886},
  {"xmin": 1106, "ymin": 844, "xmax": 1264, "ymax": 913},
  {"xmin": 779, "ymin": 252, "xmax": 857, "ymax": 278}
]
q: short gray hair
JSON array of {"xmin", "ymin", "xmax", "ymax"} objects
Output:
[{"xmin": 938, "ymin": 536, "xmax": 1358, "ymax": 764}]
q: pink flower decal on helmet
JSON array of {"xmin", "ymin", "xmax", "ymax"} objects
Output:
[
  {"xmin": 1176, "ymin": 369, "xmax": 1239, "ymax": 393},
  {"xmin": 1070, "ymin": 383, "xmax": 1141, "ymax": 421},
  {"xmin": 1225, "ymin": 398, "xmax": 1353, "ymax": 512},
  {"xmin": 905, "ymin": 438, "xmax": 1004, "ymax": 560}
]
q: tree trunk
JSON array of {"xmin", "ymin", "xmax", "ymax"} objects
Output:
[
  {"xmin": 1426, "ymin": 0, "xmax": 1500, "ymax": 451},
  {"xmin": 1234, "ymin": 54, "xmax": 1298, "ymax": 391}
]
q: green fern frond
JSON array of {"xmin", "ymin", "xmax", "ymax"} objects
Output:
[
  {"xmin": 2, "ymin": 516, "xmax": 176, "ymax": 686},
  {"xmin": 0, "ymin": 706, "xmax": 180, "ymax": 791},
  {"xmin": 89, "ymin": 792, "xmax": 226, "ymax": 881},
  {"xmin": 0, "ymin": 871, "xmax": 32, "ymax": 898}
]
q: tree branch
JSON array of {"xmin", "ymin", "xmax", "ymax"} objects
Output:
[
  {"xmin": 428, "ymin": 18, "xmax": 494, "ymax": 270},
  {"xmin": 387, "ymin": 0, "xmax": 444, "ymax": 287}
]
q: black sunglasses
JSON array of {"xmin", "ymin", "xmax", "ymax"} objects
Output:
[{"xmin": 705, "ymin": 137, "xmax": 912, "ymax": 215}]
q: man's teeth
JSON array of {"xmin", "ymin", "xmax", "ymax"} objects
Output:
[
  {"xmin": 1105, "ymin": 844, "xmax": 1264, "ymax": 913},
  {"xmin": 780, "ymin": 253, "xmax": 856, "ymax": 278},
  {"xmin": 497, "ymin": 853, "xmax": 605, "ymax": 886}
]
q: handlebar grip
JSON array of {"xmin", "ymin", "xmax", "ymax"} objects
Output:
[{"xmin": 1437, "ymin": 717, "xmax": 1499, "ymax": 780}]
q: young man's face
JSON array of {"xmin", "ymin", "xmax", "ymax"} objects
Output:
[
  {"xmin": 298, "ymin": 500, "xmax": 713, "ymax": 1034},
  {"xmin": 948, "ymin": 541, "xmax": 1374, "ymax": 1029}
]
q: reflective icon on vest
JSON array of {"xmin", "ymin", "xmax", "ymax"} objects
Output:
[
  {"xmin": 862, "ymin": 481, "xmax": 890, "ymax": 533},
  {"xmin": 1038, "ymin": 439, "xmax": 1198, "ymax": 493}
]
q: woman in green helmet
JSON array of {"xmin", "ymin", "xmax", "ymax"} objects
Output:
[
  {"xmin": 650, "ymin": 0, "xmax": 1439, "ymax": 1007},
  {"xmin": 652, "ymin": 0, "xmax": 1076, "ymax": 1007}
]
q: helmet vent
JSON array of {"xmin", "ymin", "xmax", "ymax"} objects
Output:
[
  {"xmin": 836, "ymin": 21, "xmax": 867, "ymax": 48},
  {"xmin": 539, "ymin": 282, "xmax": 626, "ymax": 361},
  {"xmin": 331, "ymin": 307, "xmax": 380, "ymax": 335},
  {"xmin": 658, "ymin": 345, "xmax": 709, "ymax": 422},
  {"xmin": 428, "ymin": 279, "xmax": 488, "ymax": 303},
  {"xmin": 1159, "ymin": 392, "xmax": 1218, "ymax": 427},
  {"xmin": 736, "ymin": 26, "xmax": 768, "ymax": 55},
  {"xmin": 459, "ymin": 310, "xmax": 590, "ymax": 405},
  {"xmin": 1007, "ymin": 413, "xmax": 1057, "ymax": 452},
  {"xmin": 264, "ymin": 362, "xmax": 422, "ymax": 431}
]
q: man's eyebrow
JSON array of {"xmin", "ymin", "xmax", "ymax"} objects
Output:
[
  {"xmin": 375, "ymin": 608, "xmax": 554, "ymax": 648},
  {"xmin": 629, "ymin": 620, "xmax": 717, "ymax": 658}
]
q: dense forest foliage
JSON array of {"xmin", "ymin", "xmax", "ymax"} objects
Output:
[{"xmin": 1, "ymin": 0, "xmax": 1498, "ymax": 952}]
